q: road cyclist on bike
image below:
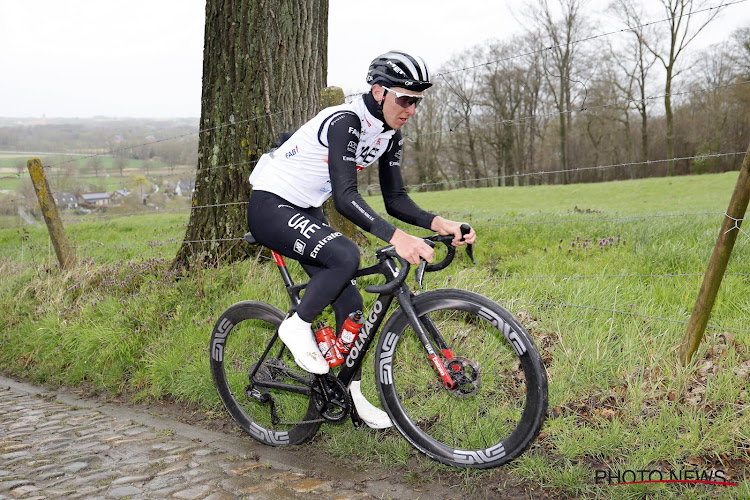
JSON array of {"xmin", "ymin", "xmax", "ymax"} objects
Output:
[{"xmin": 246, "ymin": 50, "xmax": 476, "ymax": 428}]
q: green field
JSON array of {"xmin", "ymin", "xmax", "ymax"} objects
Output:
[
  {"xmin": 0, "ymin": 153, "xmax": 193, "ymax": 193},
  {"xmin": 1, "ymin": 172, "xmax": 748, "ymax": 498}
]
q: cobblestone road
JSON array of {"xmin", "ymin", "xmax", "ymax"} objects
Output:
[{"xmin": 0, "ymin": 377, "xmax": 448, "ymax": 499}]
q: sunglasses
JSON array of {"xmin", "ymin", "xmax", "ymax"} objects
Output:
[{"xmin": 382, "ymin": 86, "xmax": 424, "ymax": 108}]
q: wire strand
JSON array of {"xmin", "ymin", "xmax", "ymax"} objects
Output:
[{"xmin": 524, "ymin": 301, "xmax": 750, "ymax": 333}]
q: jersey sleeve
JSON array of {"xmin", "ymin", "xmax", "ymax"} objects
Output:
[
  {"xmin": 378, "ymin": 131, "xmax": 436, "ymax": 230},
  {"xmin": 326, "ymin": 113, "xmax": 399, "ymax": 242}
]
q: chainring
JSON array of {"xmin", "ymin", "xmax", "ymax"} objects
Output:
[{"xmin": 311, "ymin": 372, "xmax": 351, "ymax": 423}]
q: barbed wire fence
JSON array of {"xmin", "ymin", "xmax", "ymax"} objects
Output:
[{"xmin": 1, "ymin": 1, "xmax": 748, "ymax": 337}]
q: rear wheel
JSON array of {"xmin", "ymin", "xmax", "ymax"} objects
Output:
[
  {"xmin": 375, "ymin": 289, "xmax": 548, "ymax": 468},
  {"xmin": 209, "ymin": 301, "xmax": 322, "ymax": 445}
]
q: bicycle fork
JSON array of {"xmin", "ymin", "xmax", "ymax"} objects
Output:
[{"xmin": 395, "ymin": 286, "xmax": 456, "ymax": 390}]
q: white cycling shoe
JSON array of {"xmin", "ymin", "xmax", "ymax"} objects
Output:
[
  {"xmin": 277, "ymin": 314, "xmax": 329, "ymax": 375},
  {"xmin": 349, "ymin": 380, "xmax": 392, "ymax": 429}
]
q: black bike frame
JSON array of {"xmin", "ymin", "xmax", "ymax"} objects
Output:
[
  {"xmin": 248, "ymin": 250, "xmax": 396, "ymax": 392},
  {"xmin": 251, "ymin": 243, "xmax": 458, "ymax": 394}
]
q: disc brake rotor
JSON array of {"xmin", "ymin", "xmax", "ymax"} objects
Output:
[{"xmin": 444, "ymin": 356, "xmax": 481, "ymax": 398}]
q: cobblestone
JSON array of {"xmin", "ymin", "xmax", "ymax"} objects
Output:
[{"xmin": 0, "ymin": 378, "xmax": 452, "ymax": 499}]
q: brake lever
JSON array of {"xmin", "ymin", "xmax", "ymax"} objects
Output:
[
  {"xmin": 415, "ymin": 240, "xmax": 435, "ymax": 289},
  {"xmin": 415, "ymin": 260, "xmax": 427, "ymax": 288},
  {"xmin": 460, "ymin": 224, "xmax": 476, "ymax": 264}
]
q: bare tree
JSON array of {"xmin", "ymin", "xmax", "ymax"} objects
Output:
[
  {"xmin": 441, "ymin": 48, "xmax": 486, "ymax": 188},
  {"xmin": 88, "ymin": 155, "xmax": 102, "ymax": 178},
  {"xmin": 681, "ymin": 40, "xmax": 738, "ymax": 173},
  {"xmin": 616, "ymin": 0, "xmax": 722, "ymax": 175},
  {"xmin": 114, "ymin": 154, "xmax": 128, "ymax": 177},
  {"xmin": 728, "ymin": 26, "xmax": 750, "ymax": 77},
  {"xmin": 529, "ymin": 0, "xmax": 590, "ymax": 184},
  {"xmin": 608, "ymin": 2, "xmax": 659, "ymax": 166},
  {"xmin": 484, "ymin": 39, "xmax": 527, "ymax": 187},
  {"xmin": 407, "ymin": 79, "xmax": 451, "ymax": 191}
]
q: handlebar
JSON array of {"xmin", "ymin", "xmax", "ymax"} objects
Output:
[{"xmin": 363, "ymin": 224, "xmax": 475, "ymax": 295}]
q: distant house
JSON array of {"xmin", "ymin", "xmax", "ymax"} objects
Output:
[
  {"xmin": 79, "ymin": 192, "xmax": 111, "ymax": 207},
  {"xmin": 52, "ymin": 192, "xmax": 78, "ymax": 210},
  {"xmin": 177, "ymin": 179, "xmax": 195, "ymax": 198},
  {"xmin": 163, "ymin": 181, "xmax": 176, "ymax": 196}
]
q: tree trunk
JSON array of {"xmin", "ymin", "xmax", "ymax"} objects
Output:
[
  {"xmin": 665, "ymin": 65, "xmax": 675, "ymax": 176},
  {"xmin": 173, "ymin": 0, "xmax": 328, "ymax": 271}
]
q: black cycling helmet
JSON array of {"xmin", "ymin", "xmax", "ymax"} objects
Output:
[{"xmin": 366, "ymin": 50, "xmax": 432, "ymax": 91}]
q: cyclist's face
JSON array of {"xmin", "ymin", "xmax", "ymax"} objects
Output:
[{"xmin": 374, "ymin": 85, "xmax": 422, "ymax": 130}]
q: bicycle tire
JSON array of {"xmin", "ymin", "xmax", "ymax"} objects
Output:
[
  {"xmin": 375, "ymin": 289, "xmax": 548, "ymax": 469},
  {"xmin": 209, "ymin": 300, "xmax": 322, "ymax": 445}
]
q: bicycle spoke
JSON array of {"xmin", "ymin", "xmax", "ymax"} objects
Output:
[
  {"xmin": 210, "ymin": 301, "xmax": 322, "ymax": 446},
  {"xmin": 377, "ymin": 289, "xmax": 547, "ymax": 468}
]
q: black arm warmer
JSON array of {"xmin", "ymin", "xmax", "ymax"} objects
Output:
[
  {"xmin": 326, "ymin": 114, "xmax": 435, "ymax": 242},
  {"xmin": 378, "ymin": 132, "xmax": 435, "ymax": 230},
  {"xmin": 327, "ymin": 113, "xmax": 398, "ymax": 242}
]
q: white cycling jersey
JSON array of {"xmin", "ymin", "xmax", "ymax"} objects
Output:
[{"xmin": 249, "ymin": 95, "xmax": 396, "ymax": 208}]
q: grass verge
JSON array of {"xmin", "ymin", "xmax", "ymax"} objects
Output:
[{"xmin": 1, "ymin": 172, "xmax": 748, "ymax": 498}]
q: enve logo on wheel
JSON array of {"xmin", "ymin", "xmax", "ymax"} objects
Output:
[
  {"xmin": 211, "ymin": 318, "xmax": 234, "ymax": 361},
  {"xmin": 478, "ymin": 307, "xmax": 527, "ymax": 356},
  {"xmin": 453, "ymin": 443, "xmax": 507, "ymax": 465},
  {"xmin": 378, "ymin": 330, "xmax": 398, "ymax": 385}
]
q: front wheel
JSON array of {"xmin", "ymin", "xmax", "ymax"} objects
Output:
[
  {"xmin": 375, "ymin": 289, "xmax": 548, "ymax": 469},
  {"xmin": 209, "ymin": 301, "xmax": 322, "ymax": 445}
]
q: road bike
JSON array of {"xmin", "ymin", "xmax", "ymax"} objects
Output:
[{"xmin": 209, "ymin": 226, "xmax": 548, "ymax": 469}]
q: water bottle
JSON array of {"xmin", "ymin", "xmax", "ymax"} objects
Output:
[
  {"xmin": 336, "ymin": 310, "xmax": 364, "ymax": 355},
  {"xmin": 314, "ymin": 322, "xmax": 344, "ymax": 367}
]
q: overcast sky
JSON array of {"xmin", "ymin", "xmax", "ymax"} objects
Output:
[{"xmin": 0, "ymin": 0, "xmax": 746, "ymax": 119}]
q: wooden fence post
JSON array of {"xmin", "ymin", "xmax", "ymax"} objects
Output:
[
  {"xmin": 679, "ymin": 144, "xmax": 750, "ymax": 365},
  {"xmin": 26, "ymin": 158, "xmax": 76, "ymax": 270}
]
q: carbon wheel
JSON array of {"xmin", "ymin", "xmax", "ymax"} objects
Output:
[
  {"xmin": 375, "ymin": 289, "xmax": 548, "ymax": 468},
  {"xmin": 209, "ymin": 301, "xmax": 322, "ymax": 445}
]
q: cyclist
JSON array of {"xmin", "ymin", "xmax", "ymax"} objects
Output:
[{"xmin": 247, "ymin": 50, "xmax": 476, "ymax": 426}]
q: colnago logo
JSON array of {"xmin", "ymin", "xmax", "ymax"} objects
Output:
[
  {"xmin": 453, "ymin": 443, "xmax": 506, "ymax": 465},
  {"xmin": 345, "ymin": 299, "xmax": 383, "ymax": 367},
  {"xmin": 478, "ymin": 307, "xmax": 527, "ymax": 356},
  {"xmin": 211, "ymin": 317, "xmax": 234, "ymax": 361}
]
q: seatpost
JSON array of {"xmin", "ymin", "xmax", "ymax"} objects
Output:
[{"xmin": 270, "ymin": 250, "xmax": 302, "ymax": 308}]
